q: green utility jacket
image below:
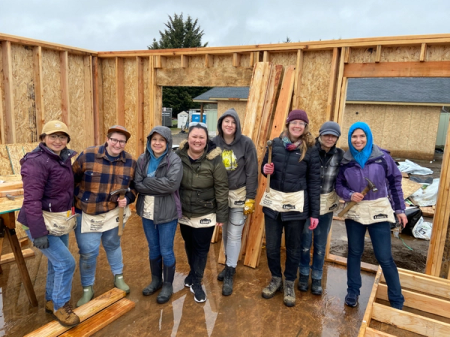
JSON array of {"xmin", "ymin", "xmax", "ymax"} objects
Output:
[{"xmin": 176, "ymin": 139, "xmax": 229, "ymax": 224}]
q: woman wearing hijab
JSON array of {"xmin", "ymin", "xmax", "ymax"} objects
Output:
[{"xmin": 336, "ymin": 121, "xmax": 407, "ymax": 309}]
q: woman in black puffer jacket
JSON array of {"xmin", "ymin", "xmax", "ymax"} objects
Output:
[{"xmin": 260, "ymin": 110, "xmax": 320, "ymax": 307}]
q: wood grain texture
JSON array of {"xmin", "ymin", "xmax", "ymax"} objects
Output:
[
  {"xmin": 357, "ymin": 267, "xmax": 382, "ymax": 337},
  {"xmin": 2, "ymin": 41, "xmax": 16, "ymax": 143},
  {"xmin": 344, "ymin": 61, "xmax": 450, "ymax": 77},
  {"xmin": 59, "ymin": 51, "xmax": 70, "ymax": 126}
]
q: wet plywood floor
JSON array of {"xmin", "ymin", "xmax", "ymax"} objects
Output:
[{"xmin": 0, "ymin": 214, "xmax": 375, "ymax": 337}]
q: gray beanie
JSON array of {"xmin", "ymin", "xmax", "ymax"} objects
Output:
[{"xmin": 319, "ymin": 121, "xmax": 341, "ymax": 137}]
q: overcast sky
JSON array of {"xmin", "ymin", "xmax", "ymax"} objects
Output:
[{"xmin": 0, "ymin": 0, "xmax": 449, "ymax": 51}]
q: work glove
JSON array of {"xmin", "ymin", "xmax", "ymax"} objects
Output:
[
  {"xmin": 243, "ymin": 199, "xmax": 256, "ymax": 215},
  {"xmin": 34, "ymin": 236, "xmax": 49, "ymax": 249},
  {"xmin": 263, "ymin": 163, "xmax": 274, "ymax": 175},
  {"xmin": 309, "ymin": 218, "xmax": 319, "ymax": 230}
]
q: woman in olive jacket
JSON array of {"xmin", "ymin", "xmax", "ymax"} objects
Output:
[
  {"xmin": 135, "ymin": 126, "xmax": 183, "ymax": 304},
  {"xmin": 176, "ymin": 123, "xmax": 229, "ymax": 303}
]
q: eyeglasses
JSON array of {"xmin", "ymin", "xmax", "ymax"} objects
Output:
[
  {"xmin": 189, "ymin": 122, "xmax": 207, "ymax": 128},
  {"xmin": 109, "ymin": 137, "xmax": 127, "ymax": 146},
  {"xmin": 48, "ymin": 134, "xmax": 68, "ymax": 141},
  {"xmin": 290, "ymin": 121, "xmax": 307, "ymax": 127}
]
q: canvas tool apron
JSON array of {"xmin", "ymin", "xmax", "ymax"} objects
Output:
[
  {"xmin": 344, "ymin": 197, "xmax": 396, "ymax": 224},
  {"xmin": 260, "ymin": 189, "xmax": 304, "ymax": 213},
  {"xmin": 320, "ymin": 191, "xmax": 339, "ymax": 215},
  {"xmin": 142, "ymin": 195, "xmax": 155, "ymax": 220},
  {"xmin": 228, "ymin": 186, "xmax": 246, "ymax": 208},
  {"xmin": 81, "ymin": 206, "xmax": 131, "ymax": 233},
  {"xmin": 179, "ymin": 212, "xmax": 217, "ymax": 228},
  {"xmin": 42, "ymin": 210, "xmax": 76, "ymax": 236}
]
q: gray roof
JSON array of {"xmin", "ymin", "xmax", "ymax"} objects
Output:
[
  {"xmin": 347, "ymin": 78, "xmax": 450, "ymax": 104},
  {"xmin": 193, "ymin": 87, "xmax": 249, "ymax": 101}
]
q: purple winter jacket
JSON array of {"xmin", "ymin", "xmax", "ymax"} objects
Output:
[
  {"xmin": 335, "ymin": 145, "xmax": 405, "ymax": 213},
  {"xmin": 17, "ymin": 143, "xmax": 77, "ymax": 239}
]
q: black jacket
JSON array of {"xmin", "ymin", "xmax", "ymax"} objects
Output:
[{"xmin": 261, "ymin": 137, "xmax": 321, "ymax": 221}]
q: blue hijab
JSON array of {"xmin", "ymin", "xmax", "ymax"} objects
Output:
[
  {"xmin": 348, "ymin": 122, "xmax": 373, "ymax": 168},
  {"xmin": 146, "ymin": 138, "xmax": 168, "ymax": 177}
]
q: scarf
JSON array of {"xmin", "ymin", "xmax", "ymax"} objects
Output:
[
  {"xmin": 282, "ymin": 134, "xmax": 302, "ymax": 151},
  {"xmin": 348, "ymin": 122, "xmax": 373, "ymax": 169}
]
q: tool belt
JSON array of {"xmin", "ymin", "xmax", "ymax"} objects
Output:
[
  {"xmin": 43, "ymin": 210, "xmax": 76, "ymax": 236},
  {"xmin": 228, "ymin": 186, "xmax": 246, "ymax": 208},
  {"xmin": 81, "ymin": 206, "xmax": 131, "ymax": 233},
  {"xmin": 143, "ymin": 195, "xmax": 155, "ymax": 220},
  {"xmin": 344, "ymin": 197, "xmax": 395, "ymax": 224},
  {"xmin": 179, "ymin": 212, "xmax": 216, "ymax": 228},
  {"xmin": 320, "ymin": 191, "xmax": 339, "ymax": 215},
  {"xmin": 260, "ymin": 189, "xmax": 304, "ymax": 213}
]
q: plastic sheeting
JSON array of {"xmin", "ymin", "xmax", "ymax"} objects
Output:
[
  {"xmin": 398, "ymin": 160, "xmax": 433, "ymax": 175},
  {"xmin": 410, "ymin": 178, "xmax": 439, "ymax": 207}
]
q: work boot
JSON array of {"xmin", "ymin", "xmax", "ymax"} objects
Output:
[
  {"xmin": 184, "ymin": 271, "xmax": 194, "ymax": 288},
  {"xmin": 143, "ymin": 258, "xmax": 163, "ymax": 296},
  {"xmin": 45, "ymin": 300, "xmax": 54, "ymax": 313},
  {"xmin": 261, "ymin": 276, "xmax": 283, "ymax": 299},
  {"xmin": 114, "ymin": 274, "xmax": 130, "ymax": 294},
  {"xmin": 222, "ymin": 266, "xmax": 236, "ymax": 296},
  {"xmin": 190, "ymin": 282, "xmax": 206, "ymax": 303},
  {"xmin": 217, "ymin": 266, "xmax": 227, "ymax": 281},
  {"xmin": 283, "ymin": 280, "xmax": 296, "ymax": 307},
  {"xmin": 54, "ymin": 302, "xmax": 80, "ymax": 327},
  {"xmin": 311, "ymin": 278, "xmax": 323, "ymax": 295},
  {"xmin": 77, "ymin": 285, "xmax": 94, "ymax": 307},
  {"xmin": 157, "ymin": 263, "xmax": 175, "ymax": 304},
  {"xmin": 298, "ymin": 273, "xmax": 309, "ymax": 292}
]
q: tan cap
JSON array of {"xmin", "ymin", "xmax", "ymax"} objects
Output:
[
  {"xmin": 42, "ymin": 120, "xmax": 70, "ymax": 137},
  {"xmin": 107, "ymin": 125, "xmax": 131, "ymax": 140}
]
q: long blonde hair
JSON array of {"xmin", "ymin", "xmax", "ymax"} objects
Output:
[{"xmin": 283, "ymin": 124, "xmax": 314, "ymax": 162}]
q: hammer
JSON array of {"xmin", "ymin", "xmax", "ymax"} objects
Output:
[
  {"xmin": 338, "ymin": 177, "xmax": 378, "ymax": 217},
  {"xmin": 266, "ymin": 140, "xmax": 273, "ymax": 193},
  {"xmin": 110, "ymin": 187, "xmax": 130, "ymax": 236}
]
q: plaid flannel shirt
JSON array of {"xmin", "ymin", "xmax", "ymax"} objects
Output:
[
  {"xmin": 316, "ymin": 141, "xmax": 344, "ymax": 194},
  {"xmin": 73, "ymin": 144, "xmax": 137, "ymax": 215}
]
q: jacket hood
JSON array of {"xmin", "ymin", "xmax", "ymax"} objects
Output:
[
  {"xmin": 217, "ymin": 109, "xmax": 242, "ymax": 145},
  {"xmin": 179, "ymin": 139, "xmax": 222, "ymax": 160},
  {"xmin": 146, "ymin": 126, "xmax": 173, "ymax": 154}
]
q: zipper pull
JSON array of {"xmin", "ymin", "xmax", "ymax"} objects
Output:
[{"xmin": 49, "ymin": 203, "xmax": 52, "ymax": 212}]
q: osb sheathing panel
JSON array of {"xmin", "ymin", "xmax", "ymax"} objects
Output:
[
  {"xmin": 0, "ymin": 146, "xmax": 13, "ymax": 175},
  {"xmin": 165, "ymin": 56, "xmax": 180, "ymax": 69},
  {"xmin": 0, "ymin": 43, "xmax": 4, "ymax": 141},
  {"xmin": 342, "ymin": 104, "xmax": 440, "ymax": 159},
  {"xmin": 380, "ymin": 46, "xmax": 421, "ymax": 62},
  {"xmin": 42, "ymin": 49, "xmax": 62, "ymax": 122},
  {"xmin": 297, "ymin": 50, "xmax": 333, "ymax": 134},
  {"xmin": 22, "ymin": 142, "xmax": 40, "ymax": 154},
  {"xmin": 143, "ymin": 58, "xmax": 150, "ymax": 139},
  {"xmin": 269, "ymin": 52, "xmax": 297, "ymax": 67},
  {"xmin": 101, "ymin": 58, "xmax": 117, "ymax": 137},
  {"xmin": 427, "ymin": 45, "xmax": 450, "ymax": 61},
  {"xmin": 68, "ymin": 54, "xmax": 86, "ymax": 153},
  {"xmin": 240, "ymin": 54, "xmax": 251, "ymax": 68},
  {"xmin": 189, "ymin": 56, "xmax": 204, "ymax": 69},
  {"xmin": 7, "ymin": 143, "xmax": 25, "ymax": 175},
  {"xmin": 11, "ymin": 44, "xmax": 36, "ymax": 143},
  {"xmin": 215, "ymin": 55, "xmax": 233, "ymax": 68},
  {"xmin": 218, "ymin": 101, "xmax": 247, "ymax": 123},
  {"xmin": 348, "ymin": 48, "xmax": 376, "ymax": 63},
  {"xmin": 123, "ymin": 58, "xmax": 138, "ymax": 159}
]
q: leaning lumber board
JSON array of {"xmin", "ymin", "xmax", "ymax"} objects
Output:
[
  {"xmin": 371, "ymin": 302, "xmax": 450, "ymax": 336},
  {"xmin": 0, "ymin": 248, "xmax": 34, "ymax": 264},
  {"xmin": 326, "ymin": 254, "xmax": 379, "ymax": 273},
  {"xmin": 59, "ymin": 298, "xmax": 135, "ymax": 337},
  {"xmin": 0, "ymin": 188, "xmax": 23, "ymax": 197},
  {"xmin": 358, "ymin": 267, "xmax": 382, "ymax": 337},
  {"xmin": 364, "ymin": 327, "xmax": 396, "ymax": 337},
  {"xmin": 376, "ymin": 284, "xmax": 450, "ymax": 319},
  {"xmin": 244, "ymin": 65, "xmax": 295, "ymax": 268},
  {"xmin": 25, "ymin": 288, "xmax": 126, "ymax": 337},
  {"xmin": 0, "ymin": 181, "xmax": 23, "ymax": 191},
  {"xmin": 6, "ymin": 144, "xmax": 25, "ymax": 175}
]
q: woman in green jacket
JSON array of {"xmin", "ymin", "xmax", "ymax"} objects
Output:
[{"xmin": 176, "ymin": 122, "xmax": 229, "ymax": 303}]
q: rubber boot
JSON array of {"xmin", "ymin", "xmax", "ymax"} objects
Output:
[
  {"xmin": 283, "ymin": 280, "xmax": 296, "ymax": 307},
  {"xmin": 262, "ymin": 276, "xmax": 283, "ymax": 299},
  {"xmin": 311, "ymin": 278, "xmax": 323, "ymax": 295},
  {"xmin": 222, "ymin": 266, "xmax": 236, "ymax": 296},
  {"xmin": 298, "ymin": 273, "xmax": 309, "ymax": 292},
  {"xmin": 143, "ymin": 258, "xmax": 163, "ymax": 296},
  {"xmin": 114, "ymin": 274, "xmax": 130, "ymax": 294},
  {"xmin": 217, "ymin": 256, "xmax": 227, "ymax": 281},
  {"xmin": 77, "ymin": 285, "xmax": 94, "ymax": 307},
  {"xmin": 157, "ymin": 263, "xmax": 175, "ymax": 304},
  {"xmin": 54, "ymin": 302, "xmax": 80, "ymax": 327}
]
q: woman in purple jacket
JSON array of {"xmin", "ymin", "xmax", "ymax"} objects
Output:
[
  {"xmin": 335, "ymin": 122, "xmax": 407, "ymax": 310},
  {"xmin": 18, "ymin": 121, "xmax": 79, "ymax": 327}
]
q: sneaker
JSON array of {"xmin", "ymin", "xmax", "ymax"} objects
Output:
[
  {"xmin": 184, "ymin": 273, "xmax": 194, "ymax": 288},
  {"xmin": 45, "ymin": 300, "xmax": 54, "ymax": 313},
  {"xmin": 283, "ymin": 280, "xmax": 296, "ymax": 307},
  {"xmin": 54, "ymin": 302, "xmax": 80, "ymax": 327},
  {"xmin": 311, "ymin": 278, "xmax": 323, "ymax": 295},
  {"xmin": 261, "ymin": 276, "xmax": 283, "ymax": 299},
  {"xmin": 297, "ymin": 274, "xmax": 309, "ymax": 292},
  {"xmin": 190, "ymin": 283, "xmax": 206, "ymax": 303},
  {"xmin": 114, "ymin": 274, "xmax": 130, "ymax": 294},
  {"xmin": 217, "ymin": 266, "xmax": 227, "ymax": 282},
  {"xmin": 345, "ymin": 293, "xmax": 359, "ymax": 307},
  {"xmin": 76, "ymin": 285, "xmax": 94, "ymax": 307}
]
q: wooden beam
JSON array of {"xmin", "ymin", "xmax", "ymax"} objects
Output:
[
  {"xmin": 156, "ymin": 67, "xmax": 253, "ymax": 87},
  {"xmin": 204, "ymin": 54, "xmax": 213, "ymax": 68},
  {"xmin": 59, "ymin": 298, "xmax": 135, "ymax": 337},
  {"xmin": 333, "ymin": 48, "xmax": 346, "ymax": 123},
  {"xmin": 371, "ymin": 302, "xmax": 450, "ymax": 336},
  {"xmin": 375, "ymin": 45, "xmax": 382, "ymax": 63},
  {"xmin": 84, "ymin": 56, "xmax": 94, "ymax": 146},
  {"xmin": 154, "ymin": 55, "xmax": 166, "ymax": 69},
  {"xmin": 59, "ymin": 51, "xmax": 70, "ymax": 126},
  {"xmin": 181, "ymin": 55, "xmax": 188, "ymax": 68},
  {"xmin": 33, "ymin": 46, "xmax": 44, "ymax": 137},
  {"xmin": 377, "ymin": 283, "xmax": 450, "ymax": 319},
  {"xmin": 326, "ymin": 47, "xmax": 339, "ymax": 121},
  {"xmin": 148, "ymin": 56, "xmax": 162, "ymax": 131},
  {"xmin": 292, "ymin": 50, "xmax": 304, "ymax": 109},
  {"xmin": 364, "ymin": 327, "xmax": 396, "ymax": 337},
  {"xmin": 358, "ymin": 267, "xmax": 382, "ymax": 337},
  {"xmin": 0, "ymin": 248, "xmax": 34, "ymax": 264},
  {"xmin": 249, "ymin": 52, "xmax": 257, "ymax": 67},
  {"xmin": 2, "ymin": 41, "xmax": 16, "ymax": 143},
  {"xmin": 92, "ymin": 56, "xmax": 100, "ymax": 145},
  {"xmin": 232, "ymin": 53, "xmax": 241, "ymax": 67},
  {"xmin": 343, "ymin": 46, "xmax": 351, "ymax": 63},
  {"xmin": 97, "ymin": 57, "xmax": 104, "ymax": 143},
  {"xmin": 24, "ymin": 288, "xmax": 126, "ymax": 337},
  {"xmin": 136, "ymin": 57, "xmax": 144, "ymax": 155},
  {"xmin": 326, "ymin": 253, "xmax": 379, "ymax": 273},
  {"xmin": 263, "ymin": 51, "xmax": 269, "ymax": 62},
  {"xmin": 420, "ymin": 43, "xmax": 427, "ymax": 62},
  {"xmin": 115, "ymin": 57, "xmax": 125, "ymax": 126},
  {"xmin": 344, "ymin": 61, "xmax": 450, "ymax": 78}
]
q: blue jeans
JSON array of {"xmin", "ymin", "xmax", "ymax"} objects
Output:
[
  {"xmin": 264, "ymin": 214, "xmax": 304, "ymax": 281},
  {"xmin": 26, "ymin": 230, "xmax": 75, "ymax": 310},
  {"xmin": 142, "ymin": 218, "xmax": 178, "ymax": 266},
  {"xmin": 222, "ymin": 208, "xmax": 246, "ymax": 268},
  {"xmin": 299, "ymin": 212, "xmax": 333, "ymax": 280},
  {"xmin": 345, "ymin": 219, "xmax": 404, "ymax": 309},
  {"xmin": 75, "ymin": 216, "xmax": 124, "ymax": 287}
]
